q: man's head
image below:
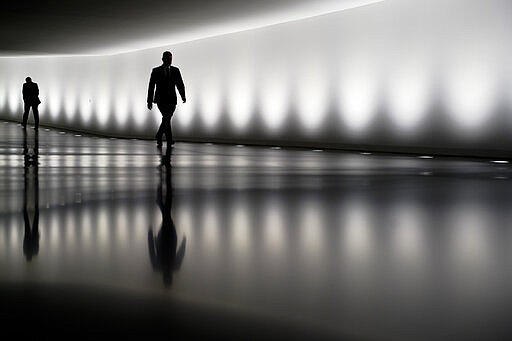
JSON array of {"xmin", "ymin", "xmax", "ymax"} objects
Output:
[
  {"xmin": 25, "ymin": 77, "xmax": 32, "ymax": 83},
  {"xmin": 162, "ymin": 51, "xmax": 173, "ymax": 66}
]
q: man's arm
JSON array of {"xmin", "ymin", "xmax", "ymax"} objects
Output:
[
  {"xmin": 35, "ymin": 83, "xmax": 39, "ymax": 97},
  {"xmin": 175, "ymin": 69, "xmax": 186, "ymax": 103},
  {"xmin": 22, "ymin": 84, "xmax": 26, "ymax": 101},
  {"xmin": 147, "ymin": 70, "xmax": 156, "ymax": 109}
]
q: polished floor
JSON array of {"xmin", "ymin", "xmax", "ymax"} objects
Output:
[{"xmin": 1, "ymin": 120, "xmax": 512, "ymax": 339}]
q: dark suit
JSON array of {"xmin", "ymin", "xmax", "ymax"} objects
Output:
[
  {"xmin": 147, "ymin": 65, "xmax": 186, "ymax": 144},
  {"xmin": 22, "ymin": 82, "xmax": 41, "ymax": 128}
]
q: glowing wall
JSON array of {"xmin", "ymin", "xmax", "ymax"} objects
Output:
[{"xmin": 1, "ymin": 0, "xmax": 512, "ymax": 155}]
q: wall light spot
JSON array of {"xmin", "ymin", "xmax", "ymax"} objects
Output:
[
  {"xmin": 80, "ymin": 91, "xmax": 93, "ymax": 123},
  {"xmin": 176, "ymin": 86, "xmax": 195, "ymax": 130},
  {"xmin": 445, "ymin": 57, "xmax": 498, "ymax": 133},
  {"xmin": 96, "ymin": 87, "xmax": 111, "ymax": 127},
  {"xmin": 339, "ymin": 59, "xmax": 380, "ymax": 134},
  {"xmin": 131, "ymin": 92, "xmax": 147, "ymax": 127},
  {"xmin": 228, "ymin": 66, "xmax": 254, "ymax": 130},
  {"xmin": 387, "ymin": 60, "xmax": 431, "ymax": 134},
  {"xmin": 200, "ymin": 75, "xmax": 223, "ymax": 130},
  {"xmin": 8, "ymin": 84, "xmax": 20, "ymax": 114},
  {"xmin": 64, "ymin": 85, "xmax": 77, "ymax": 120},
  {"xmin": 297, "ymin": 60, "xmax": 329, "ymax": 132},
  {"xmin": 0, "ymin": 82, "xmax": 6, "ymax": 110},
  {"xmin": 115, "ymin": 93, "xmax": 130, "ymax": 126},
  {"xmin": 260, "ymin": 66, "xmax": 289, "ymax": 132},
  {"xmin": 48, "ymin": 84, "xmax": 62, "ymax": 119}
]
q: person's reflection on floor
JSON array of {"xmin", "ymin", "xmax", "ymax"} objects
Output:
[
  {"xmin": 148, "ymin": 149, "xmax": 186, "ymax": 287},
  {"xmin": 22, "ymin": 129, "xmax": 39, "ymax": 261}
]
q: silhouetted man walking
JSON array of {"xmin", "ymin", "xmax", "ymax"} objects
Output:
[
  {"xmin": 22, "ymin": 77, "xmax": 41, "ymax": 129},
  {"xmin": 147, "ymin": 51, "xmax": 186, "ymax": 147}
]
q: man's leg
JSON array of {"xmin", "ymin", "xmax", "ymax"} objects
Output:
[
  {"xmin": 22, "ymin": 103, "xmax": 30, "ymax": 128},
  {"xmin": 155, "ymin": 104, "xmax": 167, "ymax": 145},
  {"xmin": 155, "ymin": 122, "xmax": 164, "ymax": 145},
  {"xmin": 165, "ymin": 105, "xmax": 176, "ymax": 145},
  {"xmin": 156, "ymin": 103, "xmax": 176, "ymax": 145},
  {"xmin": 32, "ymin": 105, "xmax": 39, "ymax": 129},
  {"xmin": 161, "ymin": 113, "xmax": 172, "ymax": 143}
]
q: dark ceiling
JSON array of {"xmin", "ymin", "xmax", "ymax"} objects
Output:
[{"xmin": 0, "ymin": 0, "xmax": 368, "ymax": 55}]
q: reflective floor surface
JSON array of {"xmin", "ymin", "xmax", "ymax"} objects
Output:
[{"xmin": 1, "ymin": 120, "xmax": 512, "ymax": 339}]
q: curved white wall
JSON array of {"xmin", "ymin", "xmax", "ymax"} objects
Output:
[{"xmin": 1, "ymin": 0, "xmax": 512, "ymax": 156}]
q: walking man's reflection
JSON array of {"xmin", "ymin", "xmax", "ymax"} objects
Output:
[
  {"xmin": 148, "ymin": 150, "xmax": 186, "ymax": 287},
  {"xmin": 23, "ymin": 129, "xmax": 39, "ymax": 261}
]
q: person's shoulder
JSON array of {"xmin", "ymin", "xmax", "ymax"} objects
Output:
[
  {"xmin": 152, "ymin": 65, "xmax": 163, "ymax": 71},
  {"xmin": 171, "ymin": 66, "xmax": 180, "ymax": 71}
]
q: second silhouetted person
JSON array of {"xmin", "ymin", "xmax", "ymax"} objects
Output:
[
  {"xmin": 147, "ymin": 51, "xmax": 186, "ymax": 147},
  {"xmin": 22, "ymin": 77, "xmax": 41, "ymax": 129}
]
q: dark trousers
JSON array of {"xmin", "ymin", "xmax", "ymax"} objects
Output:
[
  {"xmin": 22, "ymin": 103, "xmax": 39, "ymax": 128},
  {"xmin": 155, "ymin": 103, "xmax": 176, "ymax": 143}
]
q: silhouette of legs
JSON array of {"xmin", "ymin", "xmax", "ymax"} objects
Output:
[
  {"xmin": 156, "ymin": 103, "xmax": 176, "ymax": 146},
  {"xmin": 33, "ymin": 105, "xmax": 39, "ymax": 129},
  {"xmin": 22, "ymin": 103, "xmax": 30, "ymax": 128},
  {"xmin": 22, "ymin": 104, "xmax": 39, "ymax": 129}
]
